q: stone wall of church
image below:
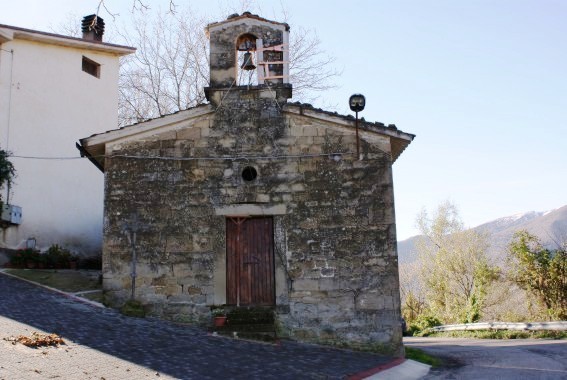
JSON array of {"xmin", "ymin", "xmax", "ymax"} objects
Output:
[{"xmin": 101, "ymin": 90, "xmax": 402, "ymax": 355}]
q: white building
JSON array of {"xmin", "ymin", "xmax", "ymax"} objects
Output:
[{"xmin": 0, "ymin": 16, "xmax": 135, "ymax": 255}]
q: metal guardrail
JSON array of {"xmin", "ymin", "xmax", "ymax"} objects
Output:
[{"xmin": 429, "ymin": 321, "xmax": 567, "ymax": 332}]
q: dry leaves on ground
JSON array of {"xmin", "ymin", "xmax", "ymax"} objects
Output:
[{"xmin": 3, "ymin": 332, "xmax": 65, "ymax": 348}]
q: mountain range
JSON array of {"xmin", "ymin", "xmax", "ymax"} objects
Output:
[{"xmin": 397, "ymin": 205, "xmax": 567, "ymax": 264}]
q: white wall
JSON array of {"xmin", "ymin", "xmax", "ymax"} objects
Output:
[{"xmin": 0, "ymin": 37, "xmax": 122, "ymax": 255}]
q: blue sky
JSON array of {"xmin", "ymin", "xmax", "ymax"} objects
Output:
[{"xmin": 1, "ymin": 0, "xmax": 566, "ymax": 239}]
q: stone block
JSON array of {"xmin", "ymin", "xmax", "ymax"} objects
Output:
[
  {"xmin": 151, "ymin": 275, "xmax": 168, "ymax": 287},
  {"xmin": 218, "ymin": 137, "xmax": 236, "ymax": 148},
  {"xmin": 302, "ymin": 126, "xmax": 318, "ymax": 137},
  {"xmin": 290, "ymin": 125, "xmax": 303, "ymax": 137},
  {"xmin": 309, "ymin": 144, "xmax": 323, "ymax": 154},
  {"xmin": 256, "ymin": 193, "xmax": 270, "ymax": 203},
  {"xmin": 318, "ymin": 278, "xmax": 340, "ymax": 291},
  {"xmin": 320, "ymin": 267, "xmax": 335, "ymax": 278},
  {"xmin": 275, "ymin": 137, "xmax": 296, "ymax": 146},
  {"xmin": 195, "ymin": 139, "xmax": 209, "ymax": 148},
  {"xmin": 293, "ymin": 278, "xmax": 319, "ymax": 291},
  {"xmin": 177, "ymin": 127, "xmax": 201, "ymax": 140},
  {"xmin": 280, "ymin": 162, "xmax": 299, "ymax": 173},
  {"xmin": 291, "ymin": 183, "xmax": 305, "ymax": 192},
  {"xmin": 356, "ymin": 292, "xmax": 385, "ymax": 310},
  {"xmin": 192, "ymin": 168, "xmax": 205, "ymax": 180},
  {"xmin": 275, "ymin": 184, "xmax": 291, "ymax": 192}
]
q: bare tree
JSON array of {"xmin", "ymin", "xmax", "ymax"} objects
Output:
[
  {"xmin": 56, "ymin": 3, "xmax": 340, "ymax": 126},
  {"xmin": 288, "ymin": 26, "xmax": 340, "ymax": 104},
  {"xmin": 399, "ymin": 262, "xmax": 427, "ymax": 323},
  {"xmin": 115, "ymin": 6, "xmax": 340, "ymax": 125},
  {"xmin": 116, "ymin": 10, "xmax": 209, "ymax": 125},
  {"xmin": 416, "ymin": 201, "xmax": 500, "ymax": 324},
  {"xmin": 49, "ymin": 13, "xmax": 81, "ymax": 37},
  {"xmin": 95, "ymin": 0, "xmax": 177, "ymax": 18}
]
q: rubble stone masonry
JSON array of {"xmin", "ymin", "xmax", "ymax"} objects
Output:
[{"xmin": 101, "ymin": 86, "xmax": 402, "ymax": 355}]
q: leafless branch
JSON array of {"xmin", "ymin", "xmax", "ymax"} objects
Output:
[
  {"xmin": 132, "ymin": 0, "xmax": 149, "ymax": 12},
  {"xmin": 96, "ymin": 0, "xmax": 119, "ymax": 21},
  {"xmin": 114, "ymin": 6, "xmax": 339, "ymax": 125}
]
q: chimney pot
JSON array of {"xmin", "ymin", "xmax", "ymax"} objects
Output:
[{"xmin": 81, "ymin": 14, "xmax": 105, "ymax": 42}]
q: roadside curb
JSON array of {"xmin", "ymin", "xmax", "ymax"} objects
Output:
[
  {"xmin": 350, "ymin": 357, "xmax": 431, "ymax": 380},
  {"xmin": 348, "ymin": 357, "xmax": 406, "ymax": 380},
  {"xmin": 368, "ymin": 359, "xmax": 431, "ymax": 379},
  {"xmin": 0, "ymin": 269, "xmax": 106, "ymax": 309}
]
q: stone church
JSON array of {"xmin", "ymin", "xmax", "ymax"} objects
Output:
[{"xmin": 79, "ymin": 12, "xmax": 414, "ymax": 354}]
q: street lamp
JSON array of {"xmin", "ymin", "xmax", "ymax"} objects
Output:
[{"xmin": 349, "ymin": 94, "xmax": 366, "ymax": 159}]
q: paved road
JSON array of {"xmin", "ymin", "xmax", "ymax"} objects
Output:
[
  {"xmin": 404, "ymin": 336, "xmax": 567, "ymax": 379},
  {"xmin": 0, "ymin": 272, "xmax": 394, "ymax": 379}
]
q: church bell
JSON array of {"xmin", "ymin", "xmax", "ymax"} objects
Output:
[{"xmin": 241, "ymin": 51, "xmax": 256, "ymax": 71}]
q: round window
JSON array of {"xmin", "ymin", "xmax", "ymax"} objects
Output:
[{"xmin": 241, "ymin": 166, "xmax": 258, "ymax": 182}]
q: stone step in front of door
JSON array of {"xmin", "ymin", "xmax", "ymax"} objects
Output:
[
  {"xmin": 225, "ymin": 306, "xmax": 275, "ymax": 325},
  {"xmin": 214, "ymin": 328, "xmax": 277, "ymax": 342},
  {"xmin": 211, "ymin": 306, "xmax": 277, "ymax": 342},
  {"xmin": 216, "ymin": 323, "xmax": 275, "ymax": 333}
]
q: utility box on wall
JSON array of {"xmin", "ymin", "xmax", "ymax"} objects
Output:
[{"xmin": 1, "ymin": 204, "xmax": 22, "ymax": 225}]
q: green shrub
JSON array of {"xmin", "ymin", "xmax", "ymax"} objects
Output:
[
  {"xmin": 79, "ymin": 256, "xmax": 102, "ymax": 270},
  {"xmin": 210, "ymin": 306, "xmax": 226, "ymax": 317},
  {"xmin": 408, "ymin": 314, "xmax": 442, "ymax": 336},
  {"xmin": 45, "ymin": 244, "xmax": 73, "ymax": 268},
  {"xmin": 428, "ymin": 329, "xmax": 567, "ymax": 339},
  {"xmin": 10, "ymin": 249, "xmax": 41, "ymax": 268}
]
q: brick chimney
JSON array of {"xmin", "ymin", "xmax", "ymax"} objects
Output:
[{"xmin": 81, "ymin": 14, "xmax": 105, "ymax": 42}]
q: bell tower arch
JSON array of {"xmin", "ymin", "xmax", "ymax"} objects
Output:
[
  {"xmin": 205, "ymin": 12, "xmax": 292, "ymax": 103},
  {"xmin": 236, "ymin": 32, "xmax": 258, "ymax": 85}
]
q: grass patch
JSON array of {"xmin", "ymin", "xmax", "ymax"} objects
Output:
[
  {"xmin": 426, "ymin": 330, "xmax": 567, "ymax": 340},
  {"xmin": 120, "ymin": 299, "xmax": 146, "ymax": 318},
  {"xmin": 4, "ymin": 269, "xmax": 101, "ymax": 293},
  {"xmin": 405, "ymin": 346, "xmax": 441, "ymax": 367},
  {"xmin": 78, "ymin": 291, "xmax": 104, "ymax": 304}
]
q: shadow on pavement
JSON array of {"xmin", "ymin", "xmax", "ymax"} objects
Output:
[{"xmin": 0, "ymin": 273, "xmax": 394, "ymax": 379}]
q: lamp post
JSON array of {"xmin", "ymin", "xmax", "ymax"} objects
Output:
[{"xmin": 349, "ymin": 94, "xmax": 366, "ymax": 159}]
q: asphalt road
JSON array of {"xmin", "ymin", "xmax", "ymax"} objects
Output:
[
  {"xmin": 404, "ymin": 336, "xmax": 567, "ymax": 379},
  {"xmin": 0, "ymin": 272, "xmax": 394, "ymax": 379}
]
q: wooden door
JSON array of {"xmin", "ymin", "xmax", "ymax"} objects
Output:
[{"xmin": 226, "ymin": 217, "xmax": 275, "ymax": 306}]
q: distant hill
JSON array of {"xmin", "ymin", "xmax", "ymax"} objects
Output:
[
  {"xmin": 397, "ymin": 235, "xmax": 421, "ymax": 264},
  {"xmin": 397, "ymin": 205, "xmax": 567, "ymax": 264}
]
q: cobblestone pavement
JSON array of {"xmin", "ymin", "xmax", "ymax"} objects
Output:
[{"xmin": 0, "ymin": 273, "xmax": 393, "ymax": 379}]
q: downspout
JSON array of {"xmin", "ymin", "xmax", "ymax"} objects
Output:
[
  {"xmin": 1, "ymin": 47, "xmax": 14, "ymax": 246},
  {"xmin": 126, "ymin": 228, "xmax": 137, "ymax": 300},
  {"xmin": 122, "ymin": 215, "xmax": 140, "ymax": 301},
  {"xmin": 1, "ymin": 47, "xmax": 15, "ymax": 203}
]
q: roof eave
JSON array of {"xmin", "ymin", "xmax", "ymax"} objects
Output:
[
  {"xmin": 0, "ymin": 24, "xmax": 136, "ymax": 56},
  {"xmin": 80, "ymin": 105, "xmax": 215, "ymax": 170},
  {"xmin": 391, "ymin": 136, "xmax": 414, "ymax": 163},
  {"xmin": 0, "ymin": 28, "xmax": 13, "ymax": 44},
  {"xmin": 206, "ymin": 13, "xmax": 290, "ymax": 35},
  {"xmin": 284, "ymin": 103, "xmax": 415, "ymax": 162}
]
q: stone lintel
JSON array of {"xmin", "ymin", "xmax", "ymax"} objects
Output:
[{"xmin": 214, "ymin": 204, "xmax": 287, "ymax": 216}]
